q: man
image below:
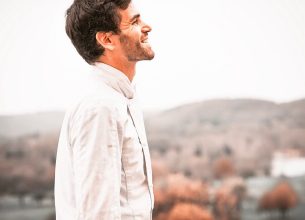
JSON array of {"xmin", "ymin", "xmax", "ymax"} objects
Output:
[{"xmin": 54, "ymin": 0, "xmax": 155, "ymax": 219}]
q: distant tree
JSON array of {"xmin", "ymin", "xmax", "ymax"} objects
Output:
[
  {"xmin": 154, "ymin": 212, "xmax": 168, "ymax": 220},
  {"xmin": 259, "ymin": 181, "xmax": 298, "ymax": 219},
  {"xmin": 240, "ymin": 169, "xmax": 255, "ymax": 179},
  {"xmin": 213, "ymin": 177, "xmax": 246, "ymax": 220},
  {"xmin": 168, "ymin": 203, "xmax": 214, "ymax": 220},
  {"xmin": 0, "ymin": 133, "xmax": 58, "ymax": 205},
  {"xmin": 214, "ymin": 187, "xmax": 237, "ymax": 220},
  {"xmin": 0, "ymin": 177, "xmax": 9, "ymax": 196},
  {"xmin": 259, "ymin": 191, "xmax": 276, "ymax": 213},
  {"xmin": 32, "ymin": 190, "xmax": 46, "ymax": 205},
  {"xmin": 223, "ymin": 144, "xmax": 233, "ymax": 156},
  {"xmin": 0, "ymin": 162, "xmax": 16, "ymax": 195},
  {"xmin": 166, "ymin": 174, "xmax": 209, "ymax": 205},
  {"xmin": 13, "ymin": 176, "xmax": 31, "ymax": 206},
  {"xmin": 9, "ymin": 164, "xmax": 37, "ymax": 206},
  {"xmin": 154, "ymin": 188, "xmax": 171, "ymax": 215},
  {"xmin": 212, "ymin": 157, "xmax": 235, "ymax": 179},
  {"xmin": 5, "ymin": 148, "xmax": 25, "ymax": 159},
  {"xmin": 153, "ymin": 173, "xmax": 210, "ymax": 219},
  {"xmin": 184, "ymin": 169, "xmax": 192, "ymax": 177},
  {"xmin": 273, "ymin": 181, "xmax": 298, "ymax": 217},
  {"xmin": 41, "ymin": 165, "xmax": 55, "ymax": 191},
  {"xmin": 159, "ymin": 146, "xmax": 168, "ymax": 155},
  {"xmin": 152, "ymin": 160, "xmax": 169, "ymax": 181},
  {"xmin": 194, "ymin": 147, "xmax": 202, "ymax": 157}
]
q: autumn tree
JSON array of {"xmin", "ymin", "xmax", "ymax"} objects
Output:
[
  {"xmin": 213, "ymin": 177, "xmax": 246, "ymax": 220},
  {"xmin": 168, "ymin": 203, "xmax": 214, "ymax": 220},
  {"xmin": 165, "ymin": 174, "xmax": 209, "ymax": 205},
  {"xmin": 153, "ymin": 173, "xmax": 211, "ymax": 220},
  {"xmin": 213, "ymin": 187, "xmax": 238, "ymax": 220},
  {"xmin": 212, "ymin": 157, "xmax": 235, "ymax": 179},
  {"xmin": 259, "ymin": 191, "xmax": 275, "ymax": 213},
  {"xmin": 259, "ymin": 181, "xmax": 298, "ymax": 219},
  {"xmin": 273, "ymin": 181, "xmax": 298, "ymax": 217},
  {"xmin": 152, "ymin": 159, "xmax": 169, "ymax": 182}
]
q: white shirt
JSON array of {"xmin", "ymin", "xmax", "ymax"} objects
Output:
[{"xmin": 54, "ymin": 63, "xmax": 154, "ymax": 220}]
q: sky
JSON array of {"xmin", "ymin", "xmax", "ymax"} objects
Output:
[{"xmin": 0, "ymin": 0, "xmax": 304, "ymax": 115}]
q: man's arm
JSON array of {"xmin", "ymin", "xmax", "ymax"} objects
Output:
[{"xmin": 69, "ymin": 105, "xmax": 121, "ymax": 220}]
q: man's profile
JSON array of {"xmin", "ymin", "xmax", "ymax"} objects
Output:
[{"xmin": 54, "ymin": 0, "xmax": 155, "ymax": 219}]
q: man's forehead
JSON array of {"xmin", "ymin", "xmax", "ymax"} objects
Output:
[{"xmin": 119, "ymin": 2, "xmax": 140, "ymax": 22}]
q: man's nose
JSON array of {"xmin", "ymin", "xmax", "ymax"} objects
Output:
[{"xmin": 141, "ymin": 22, "xmax": 152, "ymax": 33}]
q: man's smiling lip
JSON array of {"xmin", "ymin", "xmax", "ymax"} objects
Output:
[{"xmin": 141, "ymin": 38, "xmax": 149, "ymax": 43}]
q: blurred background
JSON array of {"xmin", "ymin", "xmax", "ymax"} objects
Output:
[{"xmin": 0, "ymin": 0, "xmax": 305, "ymax": 220}]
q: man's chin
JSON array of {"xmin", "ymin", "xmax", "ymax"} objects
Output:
[
  {"xmin": 144, "ymin": 48, "xmax": 155, "ymax": 60},
  {"xmin": 142, "ymin": 53, "xmax": 154, "ymax": 61},
  {"xmin": 147, "ymin": 52, "xmax": 155, "ymax": 60},
  {"xmin": 126, "ymin": 46, "xmax": 155, "ymax": 61}
]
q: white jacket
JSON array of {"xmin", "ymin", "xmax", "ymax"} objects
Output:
[{"xmin": 55, "ymin": 63, "xmax": 154, "ymax": 220}]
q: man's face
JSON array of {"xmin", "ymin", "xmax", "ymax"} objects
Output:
[{"xmin": 117, "ymin": 3, "xmax": 155, "ymax": 62}]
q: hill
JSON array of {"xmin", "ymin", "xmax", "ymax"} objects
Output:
[
  {"xmin": 145, "ymin": 98, "xmax": 305, "ymax": 178},
  {"xmin": 0, "ymin": 98, "xmax": 304, "ymax": 179},
  {"xmin": 0, "ymin": 111, "xmax": 64, "ymax": 138}
]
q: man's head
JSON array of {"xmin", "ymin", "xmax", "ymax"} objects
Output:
[{"xmin": 65, "ymin": 0, "xmax": 154, "ymax": 65}]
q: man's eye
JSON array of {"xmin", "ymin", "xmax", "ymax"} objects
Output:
[{"xmin": 132, "ymin": 20, "xmax": 139, "ymax": 25}]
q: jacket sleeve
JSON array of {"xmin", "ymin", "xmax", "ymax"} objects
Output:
[{"xmin": 69, "ymin": 105, "xmax": 121, "ymax": 220}]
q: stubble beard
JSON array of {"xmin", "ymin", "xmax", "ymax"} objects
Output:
[{"xmin": 119, "ymin": 34, "xmax": 155, "ymax": 62}]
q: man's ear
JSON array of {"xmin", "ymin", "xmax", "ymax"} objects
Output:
[{"xmin": 96, "ymin": 32, "xmax": 115, "ymax": 50}]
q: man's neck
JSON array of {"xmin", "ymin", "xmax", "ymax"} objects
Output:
[{"xmin": 98, "ymin": 57, "xmax": 136, "ymax": 82}]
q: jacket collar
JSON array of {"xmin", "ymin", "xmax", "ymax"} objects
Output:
[{"xmin": 94, "ymin": 62, "xmax": 135, "ymax": 99}]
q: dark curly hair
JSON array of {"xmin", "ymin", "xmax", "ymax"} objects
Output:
[{"xmin": 65, "ymin": 0, "xmax": 131, "ymax": 65}]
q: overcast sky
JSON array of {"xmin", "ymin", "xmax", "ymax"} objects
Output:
[{"xmin": 0, "ymin": 0, "xmax": 304, "ymax": 115}]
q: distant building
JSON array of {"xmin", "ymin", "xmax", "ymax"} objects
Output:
[{"xmin": 271, "ymin": 148, "xmax": 305, "ymax": 177}]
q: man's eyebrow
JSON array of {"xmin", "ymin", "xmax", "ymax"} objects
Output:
[{"xmin": 130, "ymin": 14, "xmax": 140, "ymax": 22}]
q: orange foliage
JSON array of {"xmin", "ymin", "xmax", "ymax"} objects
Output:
[
  {"xmin": 259, "ymin": 180, "xmax": 298, "ymax": 215},
  {"xmin": 153, "ymin": 173, "xmax": 211, "ymax": 219},
  {"xmin": 273, "ymin": 181, "xmax": 298, "ymax": 211},
  {"xmin": 213, "ymin": 177, "xmax": 246, "ymax": 220},
  {"xmin": 154, "ymin": 212, "xmax": 168, "ymax": 220},
  {"xmin": 215, "ymin": 187, "xmax": 237, "ymax": 208},
  {"xmin": 212, "ymin": 157, "xmax": 235, "ymax": 179},
  {"xmin": 154, "ymin": 188, "xmax": 169, "ymax": 207},
  {"xmin": 152, "ymin": 159, "xmax": 169, "ymax": 182},
  {"xmin": 214, "ymin": 187, "xmax": 237, "ymax": 220},
  {"xmin": 165, "ymin": 174, "xmax": 209, "ymax": 204},
  {"xmin": 167, "ymin": 203, "xmax": 214, "ymax": 220},
  {"xmin": 259, "ymin": 191, "xmax": 276, "ymax": 211}
]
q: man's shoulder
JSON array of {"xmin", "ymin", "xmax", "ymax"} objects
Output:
[{"xmin": 66, "ymin": 91, "xmax": 128, "ymax": 122}]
